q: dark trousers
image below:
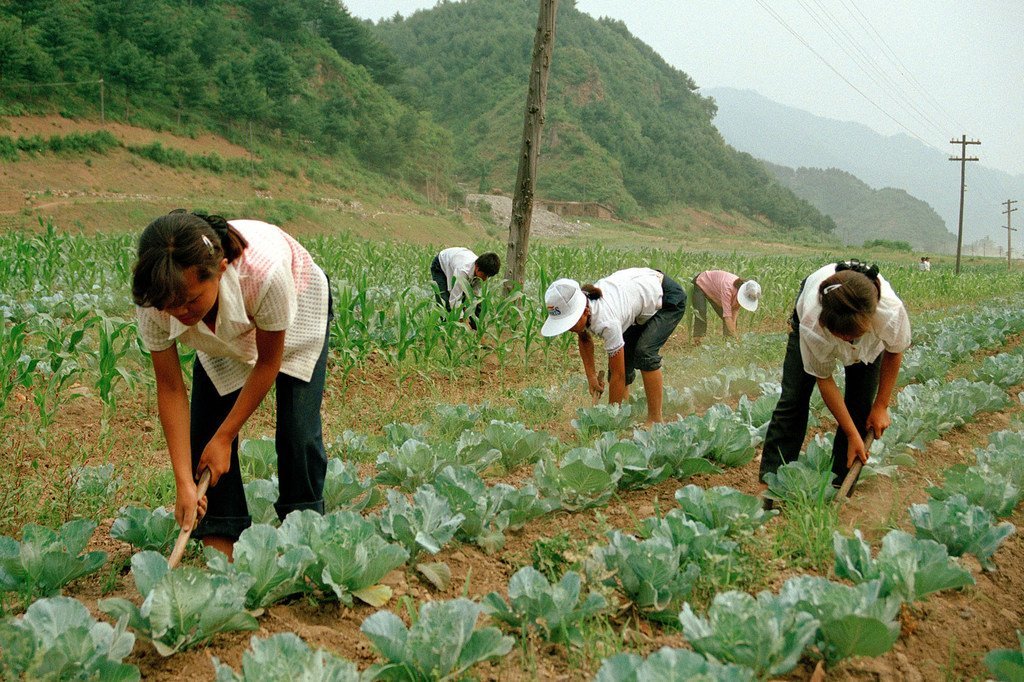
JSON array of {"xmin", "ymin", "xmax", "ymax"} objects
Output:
[
  {"xmin": 759, "ymin": 310, "xmax": 881, "ymax": 483},
  {"xmin": 621, "ymin": 273, "xmax": 687, "ymax": 385},
  {"xmin": 690, "ymin": 277, "xmax": 727, "ymax": 339},
  {"xmin": 190, "ymin": 319, "xmax": 331, "ymax": 541},
  {"xmin": 430, "ymin": 255, "xmax": 451, "ymax": 312}
]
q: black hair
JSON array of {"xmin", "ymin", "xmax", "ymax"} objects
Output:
[
  {"xmin": 818, "ymin": 261, "xmax": 882, "ymax": 337},
  {"xmin": 476, "ymin": 252, "xmax": 500, "ymax": 277},
  {"xmin": 581, "ymin": 284, "xmax": 603, "ymax": 300},
  {"xmin": 132, "ymin": 210, "xmax": 248, "ymax": 309}
]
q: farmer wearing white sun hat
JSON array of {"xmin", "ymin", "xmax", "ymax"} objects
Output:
[
  {"xmin": 691, "ymin": 270, "xmax": 761, "ymax": 342},
  {"xmin": 541, "ymin": 267, "xmax": 687, "ymax": 425}
]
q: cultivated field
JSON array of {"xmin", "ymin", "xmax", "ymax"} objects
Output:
[{"xmin": 2, "ymin": 224, "xmax": 1023, "ymax": 681}]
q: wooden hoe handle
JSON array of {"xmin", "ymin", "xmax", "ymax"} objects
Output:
[
  {"xmin": 167, "ymin": 469, "xmax": 212, "ymax": 569},
  {"xmin": 836, "ymin": 430, "xmax": 874, "ymax": 504}
]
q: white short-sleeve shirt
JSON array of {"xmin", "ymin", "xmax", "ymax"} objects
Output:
[
  {"xmin": 137, "ymin": 220, "xmax": 329, "ymax": 396},
  {"xmin": 588, "ymin": 267, "xmax": 664, "ymax": 356},
  {"xmin": 437, "ymin": 247, "xmax": 479, "ymax": 309},
  {"xmin": 796, "ymin": 263, "xmax": 911, "ymax": 378}
]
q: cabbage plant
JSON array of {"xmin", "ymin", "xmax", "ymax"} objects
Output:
[
  {"xmin": 491, "ymin": 483, "xmax": 556, "ymax": 530},
  {"xmin": 360, "ymin": 598, "xmax": 513, "ymax": 681},
  {"xmin": 778, "ymin": 576, "xmax": 900, "ymax": 666},
  {"xmin": 0, "ymin": 596, "xmax": 138, "ymax": 681},
  {"xmin": 98, "ymin": 551, "xmax": 257, "ymax": 656},
  {"xmin": 278, "ymin": 510, "xmax": 408, "ymax": 607},
  {"xmin": 909, "ymin": 495, "xmax": 1015, "ymax": 570},
  {"xmin": 433, "ymin": 466, "xmax": 510, "ymax": 554},
  {"xmin": 927, "ymin": 463, "xmax": 1022, "ymax": 518},
  {"xmin": 482, "ymin": 567, "xmax": 606, "ymax": 647},
  {"xmin": 244, "ymin": 477, "xmax": 280, "ymax": 525},
  {"xmin": 679, "ymin": 590, "xmax": 819, "ymax": 679},
  {"xmin": 632, "ymin": 421, "xmax": 721, "ymax": 480},
  {"xmin": 592, "ymin": 531, "xmax": 700, "ymax": 622},
  {"xmin": 700, "ymin": 405, "xmax": 757, "ymax": 466},
  {"xmin": 110, "ymin": 506, "xmax": 178, "ymax": 553},
  {"xmin": 833, "ymin": 530, "xmax": 973, "ymax": 603},
  {"xmin": 592, "ymin": 433, "xmax": 668, "ymax": 490},
  {"xmin": 239, "ymin": 436, "xmax": 277, "ymax": 479},
  {"xmin": 985, "ymin": 630, "xmax": 1024, "ymax": 682},
  {"xmin": 596, "ymin": 647, "xmax": 756, "ymax": 682},
  {"xmin": 763, "ymin": 437, "xmax": 836, "ymax": 505},
  {"xmin": 0, "ymin": 519, "xmax": 107, "ymax": 604},
  {"xmin": 477, "ymin": 420, "xmax": 555, "ymax": 471},
  {"xmin": 205, "ymin": 524, "xmax": 314, "ymax": 610},
  {"xmin": 673, "ymin": 485, "xmax": 777, "ymax": 536},
  {"xmin": 572, "ymin": 403, "xmax": 633, "ymax": 438},
  {"xmin": 213, "ymin": 633, "xmax": 360, "ymax": 681},
  {"xmin": 977, "ymin": 432, "xmax": 1024, "ymax": 489},
  {"xmin": 972, "ymin": 352, "xmax": 1024, "ymax": 388},
  {"xmin": 534, "ymin": 449, "xmax": 618, "ymax": 511},
  {"xmin": 323, "ymin": 457, "xmax": 378, "ymax": 513}
]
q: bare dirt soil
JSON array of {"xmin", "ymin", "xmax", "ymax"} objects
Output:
[{"xmin": 29, "ymin": 353, "xmax": 1021, "ymax": 681}]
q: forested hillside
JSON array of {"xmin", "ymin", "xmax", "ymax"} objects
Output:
[
  {"xmin": 764, "ymin": 163, "xmax": 957, "ymax": 253},
  {"xmin": 1, "ymin": 0, "xmax": 837, "ymax": 236},
  {"xmin": 372, "ymin": 0, "xmax": 835, "ymax": 231},
  {"xmin": 0, "ymin": 0, "xmax": 455, "ymax": 196}
]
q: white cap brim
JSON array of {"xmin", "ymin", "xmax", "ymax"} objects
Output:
[{"xmin": 541, "ymin": 289, "xmax": 586, "ymax": 336}]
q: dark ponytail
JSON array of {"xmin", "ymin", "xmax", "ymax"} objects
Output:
[
  {"xmin": 581, "ymin": 284, "xmax": 603, "ymax": 301},
  {"xmin": 191, "ymin": 212, "xmax": 248, "ymax": 262},
  {"xmin": 132, "ymin": 210, "xmax": 248, "ymax": 310}
]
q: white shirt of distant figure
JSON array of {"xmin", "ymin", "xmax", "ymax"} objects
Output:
[{"xmin": 437, "ymin": 247, "xmax": 482, "ymax": 309}]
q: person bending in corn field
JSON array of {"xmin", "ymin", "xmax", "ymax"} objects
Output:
[
  {"xmin": 541, "ymin": 268, "xmax": 687, "ymax": 425},
  {"xmin": 429, "ymin": 247, "xmax": 500, "ymax": 330},
  {"xmin": 758, "ymin": 260, "xmax": 910, "ymax": 504},
  {"xmin": 690, "ymin": 270, "xmax": 761, "ymax": 342},
  {"xmin": 133, "ymin": 210, "xmax": 332, "ymax": 560}
]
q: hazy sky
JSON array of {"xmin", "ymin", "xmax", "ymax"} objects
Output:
[{"xmin": 345, "ymin": 0, "xmax": 1023, "ymax": 178}]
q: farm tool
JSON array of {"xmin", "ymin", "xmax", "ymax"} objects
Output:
[
  {"xmin": 835, "ymin": 429, "xmax": 874, "ymax": 505},
  {"xmin": 590, "ymin": 370, "xmax": 606, "ymax": 405},
  {"xmin": 167, "ymin": 469, "xmax": 211, "ymax": 568}
]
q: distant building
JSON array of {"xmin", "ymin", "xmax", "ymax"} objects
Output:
[{"xmin": 536, "ymin": 200, "xmax": 615, "ymax": 220}]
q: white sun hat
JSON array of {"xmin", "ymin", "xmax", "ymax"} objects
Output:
[
  {"xmin": 541, "ymin": 278, "xmax": 587, "ymax": 336},
  {"xmin": 738, "ymin": 280, "xmax": 762, "ymax": 312}
]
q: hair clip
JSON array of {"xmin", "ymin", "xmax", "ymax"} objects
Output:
[
  {"xmin": 201, "ymin": 234, "xmax": 215, "ymax": 256},
  {"xmin": 823, "ymin": 283, "xmax": 842, "ymax": 295}
]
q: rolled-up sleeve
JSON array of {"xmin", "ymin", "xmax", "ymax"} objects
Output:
[
  {"xmin": 136, "ymin": 306, "xmax": 173, "ymax": 353},
  {"xmin": 799, "ymin": 326, "xmax": 837, "ymax": 379},
  {"xmin": 881, "ymin": 303, "xmax": 912, "ymax": 354},
  {"xmin": 599, "ymin": 321, "xmax": 625, "ymax": 357}
]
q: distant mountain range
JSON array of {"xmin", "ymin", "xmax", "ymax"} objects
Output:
[
  {"xmin": 763, "ymin": 162, "xmax": 956, "ymax": 253},
  {"xmin": 706, "ymin": 87, "xmax": 1023, "ymax": 246}
]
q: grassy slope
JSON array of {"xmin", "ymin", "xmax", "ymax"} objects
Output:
[{"xmin": 3, "ymin": 114, "xmax": 953, "ymax": 266}]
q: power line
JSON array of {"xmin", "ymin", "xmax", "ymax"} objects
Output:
[
  {"xmin": 839, "ymin": 0, "xmax": 965, "ymax": 133},
  {"xmin": 751, "ymin": 0, "xmax": 938, "ymax": 150},
  {"xmin": 799, "ymin": 0, "xmax": 949, "ymax": 140}
]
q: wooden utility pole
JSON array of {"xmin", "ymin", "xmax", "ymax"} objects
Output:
[
  {"xmin": 505, "ymin": 0, "xmax": 558, "ymax": 291},
  {"xmin": 949, "ymin": 135, "xmax": 980, "ymax": 275},
  {"xmin": 1003, "ymin": 199, "xmax": 1019, "ymax": 271}
]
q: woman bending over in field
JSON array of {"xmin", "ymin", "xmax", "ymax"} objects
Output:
[
  {"xmin": 758, "ymin": 260, "xmax": 911, "ymax": 502},
  {"xmin": 541, "ymin": 267, "xmax": 687, "ymax": 425},
  {"xmin": 133, "ymin": 210, "xmax": 331, "ymax": 559}
]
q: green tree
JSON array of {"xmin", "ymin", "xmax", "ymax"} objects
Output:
[{"xmin": 104, "ymin": 40, "xmax": 156, "ymax": 117}]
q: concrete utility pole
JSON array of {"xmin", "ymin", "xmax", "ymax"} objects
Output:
[
  {"xmin": 949, "ymin": 135, "xmax": 980, "ymax": 275},
  {"xmin": 505, "ymin": 0, "xmax": 558, "ymax": 291},
  {"xmin": 1004, "ymin": 199, "xmax": 1019, "ymax": 271}
]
